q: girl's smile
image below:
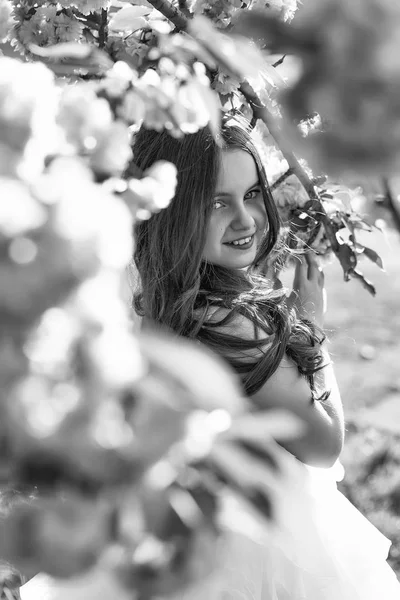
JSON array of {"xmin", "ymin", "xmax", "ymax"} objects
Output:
[
  {"xmin": 202, "ymin": 149, "xmax": 268, "ymax": 269},
  {"xmin": 223, "ymin": 233, "xmax": 255, "ymax": 249}
]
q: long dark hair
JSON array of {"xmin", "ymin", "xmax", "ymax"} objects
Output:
[{"xmin": 132, "ymin": 120, "xmax": 326, "ymax": 398}]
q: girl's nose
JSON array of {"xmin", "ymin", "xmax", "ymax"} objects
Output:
[{"xmin": 231, "ymin": 203, "xmax": 255, "ymax": 231}]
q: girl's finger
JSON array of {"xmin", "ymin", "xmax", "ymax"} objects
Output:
[{"xmin": 305, "ymin": 252, "xmax": 321, "ymax": 280}]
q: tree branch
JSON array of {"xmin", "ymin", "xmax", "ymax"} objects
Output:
[
  {"xmin": 382, "ymin": 177, "xmax": 400, "ymax": 235},
  {"xmin": 271, "ymin": 168, "xmax": 293, "ymax": 191},
  {"xmin": 146, "ymin": 0, "xmax": 188, "ymax": 30}
]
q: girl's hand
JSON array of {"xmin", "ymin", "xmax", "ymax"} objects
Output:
[{"xmin": 289, "ymin": 253, "xmax": 326, "ymax": 328}]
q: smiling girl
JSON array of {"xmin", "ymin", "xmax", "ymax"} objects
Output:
[
  {"xmin": 131, "ymin": 118, "xmax": 400, "ymax": 599},
  {"xmin": 133, "ymin": 120, "xmax": 342, "ymax": 467}
]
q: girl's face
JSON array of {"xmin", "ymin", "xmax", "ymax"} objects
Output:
[{"xmin": 202, "ymin": 149, "xmax": 268, "ymax": 270}]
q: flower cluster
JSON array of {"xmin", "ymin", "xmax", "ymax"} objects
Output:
[
  {"xmin": 9, "ymin": 2, "xmax": 85, "ymax": 54},
  {"xmin": 98, "ymin": 54, "xmax": 220, "ymax": 138}
]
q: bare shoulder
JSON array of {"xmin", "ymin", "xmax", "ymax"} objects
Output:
[
  {"xmin": 204, "ymin": 305, "xmax": 269, "ymax": 342},
  {"xmin": 196, "ymin": 304, "xmax": 273, "ymax": 364}
]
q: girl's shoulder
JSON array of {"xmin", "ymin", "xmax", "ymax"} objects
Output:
[
  {"xmin": 201, "ymin": 301, "xmax": 272, "ymax": 340},
  {"xmin": 197, "ymin": 302, "xmax": 273, "ymax": 365},
  {"xmin": 204, "ymin": 305, "xmax": 257, "ymax": 338}
]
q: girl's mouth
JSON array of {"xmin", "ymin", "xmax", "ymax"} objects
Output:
[{"xmin": 224, "ymin": 234, "xmax": 255, "ymax": 250}]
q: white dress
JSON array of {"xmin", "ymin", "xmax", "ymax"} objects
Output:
[
  {"xmin": 174, "ymin": 462, "xmax": 400, "ymax": 599},
  {"xmin": 20, "ymin": 463, "xmax": 400, "ymax": 600}
]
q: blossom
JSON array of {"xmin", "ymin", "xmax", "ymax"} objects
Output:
[
  {"xmin": 57, "ymin": 83, "xmax": 113, "ymax": 152},
  {"xmin": 54, "ymin": 12, "xmax": 84, "ymax": 43},
  {"xmin": 17, "ymin": 6, "xmax": 57, "ymax": 49},
  {"xmin": 250, "ymin": 0, "xmax": 299, "ymax": 22},
  {"xmin": 117, "ymin": 89, "xmax": 146, "ymax": 125},
  {"xmin": 90, "ymin": 120, "xmax": 133, "ymax": 177},
  {"xmin": 134, "ymin": 68, "xmax": 220, "ymax": 137},
  {"xmin": 0, "ymin": 0, "xmax": 12, "ymax": 42},
  {"xmin": 213, "ymin": 70, "xmax": 241, "ymax": 96},
  {"xmin": 272, "ymin": 174, "xmax": 309, "ymax": 224},
  {"xmin": 0, "ymin": 178, "xmax": 46, "ymax": 238},
  {"xmin": 99, "ymin": 60, "xmax": 136, "ymax": 99},
  {"xmin": 0, "ymin": 57, "xmax": 60, "ymax": 178},
  {"xmin": 191, "ymin": 0, "xmax": 242, "ymax": 29},
  {"xmin": 123, "ymin": 159, "xmax": 178, "ymax": 219}
]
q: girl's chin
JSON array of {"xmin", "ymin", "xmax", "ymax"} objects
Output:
[{"xmin": 221, "ymin": 257, "xmax": 255, "ymax": 270}]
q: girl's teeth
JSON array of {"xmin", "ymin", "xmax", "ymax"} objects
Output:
[{"xmin": 232, "ymin": 236, "xmax": 251, "ymax": 246}]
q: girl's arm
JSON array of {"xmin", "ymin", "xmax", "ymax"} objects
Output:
[
  {"xmin": 206, "ymin": 307, "xmax": 344, "ymax": 468},
  {"xmin": 251, "ymin": 349, "xmax": 344, "ymax": 468},
  {"xmin": 258, "ymin": 251, "xmax": 344, "ymax": 467}
]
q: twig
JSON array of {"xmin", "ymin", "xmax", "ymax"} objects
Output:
[
  {"xmin": 272, "ymin": 54, "xmax": 286, "ymax": 68},
  {"xmin": 382, "ymin": 177, "xmax": 400, "ymax": 235},
  {"xmin": 98, "ymin": 8, "xmax": 108, "ymax": 48},
  {"xmin": 146, "ymin": 0, "xmax": 188, "ymax": 30},
  {"xmin": 271, "ymin": 168, "xmax": 293, "ymax": 191},
  {"xmin": 178, "ymin": 0, "xmax": 192, "ymax": 18}
]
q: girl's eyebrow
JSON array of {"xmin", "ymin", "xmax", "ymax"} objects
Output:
[
  {"xmin": 246, "ymin": 179, "xmax": 261, "ymax": 191},
  {"xmin": 214, "ymin": 180, "xmax": 260, "ymax": 198}
]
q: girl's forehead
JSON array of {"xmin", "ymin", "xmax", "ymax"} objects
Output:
[{"xmin": 216, "ymin": 149, "xmax": 258, "ymax": 192}]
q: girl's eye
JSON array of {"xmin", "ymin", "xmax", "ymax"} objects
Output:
[
  {"xmin": 213, "ymin": 200, "xmax": 224, "ymax": 210},
  {"xmin": 245, "ymin": 188, "xmax": 261, "ymax": 201}
]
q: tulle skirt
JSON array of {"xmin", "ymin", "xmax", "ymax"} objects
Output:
[{"xmin": 176, "ymin": 463, "xmax": 400, "ymax": 600}]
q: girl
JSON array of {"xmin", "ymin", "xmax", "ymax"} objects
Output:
[{"xmin": 131, "ymin": 118, "xmax": 400, "ymax": 599}]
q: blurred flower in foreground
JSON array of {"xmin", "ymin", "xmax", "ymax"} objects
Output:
[
  {"xmin": 0, "ymin": 57, "xmax": 60, "ymax": 179},
  {"xmin": 120, "ymin": 160, "xmax": 178, "ymax": 220}
]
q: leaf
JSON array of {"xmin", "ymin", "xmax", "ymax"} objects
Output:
[
  {"xmin": 109, "ymin": 6, "xmax": 150, "ymax": 32},
  {"xmin": 362, "ymin": 246, "xmax": 385, "ymax": 270},
  {"xmin": 349, "ymin": 269, "xmax": 376, "ymax": 296},
  {"xmin": 29, "ymin": 42, "xmax": 93, "ymax": 60},
  {"xmin": 343, "ymin": 213, "xmax": 373, "ymax": 232},
  {"xmin": 29, "ymin": 43, "xmax": 113, "ymax": 71},
  {"xmin": 337, "ymin": 243, "xmax": 357, "ymax": 280}
]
